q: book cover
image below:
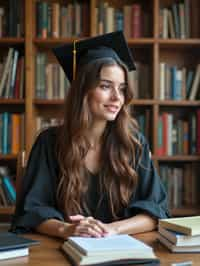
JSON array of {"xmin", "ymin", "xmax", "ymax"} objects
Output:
[
  {"xmin": 159, "ymin": 225, "xmax": 200, "ymax": 246},
  {"xmin": 0, "ymin": 232, "xmax": 39, "ymax": 260},
  {"xmin": 158, "ymin": 234, "xmax": 200, "ymax": 253},
  {"xmin": 159, "ymin": 216, "xmax": 200, "ymax": 236}
]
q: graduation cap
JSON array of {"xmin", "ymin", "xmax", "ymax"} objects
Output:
[{"xmin": 52, "ymin": 31, "xmax": 136, "ymax": 83}]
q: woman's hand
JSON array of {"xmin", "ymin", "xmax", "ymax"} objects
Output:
[
  {"xmin": 58, "ymin": 215, "xmax": 108, "ymax": 238},
  {"xmin": 58, "ymin": 215, "xmax": 119, "ymax": 238},
  {"xmin": 70, "ymin": 215, "xmax": 109, "ymax": 237}
]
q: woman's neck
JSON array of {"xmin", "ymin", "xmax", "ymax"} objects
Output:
[{"xmin": 88, "ymin": 121, "xmax": 106, "ymax": 149}]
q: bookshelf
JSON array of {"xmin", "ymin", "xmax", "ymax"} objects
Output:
[{"xmin": 0, "ymin": 0, "xmax": 200, "ymax": 221}]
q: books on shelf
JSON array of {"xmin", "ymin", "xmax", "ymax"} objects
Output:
[
  {"xmin": 0, "ymin": 232, "xmax": 39, "ymax": 260},
  {"xmin": 159, "ymin": 216, "xmax": 200, "ymax": 236},
  {"xmin": 159, "ymin": 0, "xmax": 191, "ymax": 39},
  {"xmin": 61, "ymin": 235, "xmax": 159, "ymax": 266},
  {"xmin": 159, "ymin": 63, "xmax": 200, "ymax": 101},
  {"xmin": 0, "ymin": 166, "xmax": 16, "ymax": 207},
  {"xmin": 0, "ymin": 112, "xmax": 25, "ymax": 155},
  {"xmin": 0, "ymin": 48, "xmax": 25, "ymax": 99},
  {"xmin": 158, "ymin": 216, "xmax": 200, "ymax": 253},
  {"xmin": 36, "ymin": 1, "xmax": 89, "ymax": 38},
  {"xmin": 160, "ymin": 163, "xmax": 199, "ymax": 209}
]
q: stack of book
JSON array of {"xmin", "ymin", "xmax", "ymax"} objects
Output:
[
  {"xmin": 158, "ymin": 216, "xmax": 200, "ymax": 252},
  {"xmin": 61, "ymin": 234, "xmax": 160, "ymax": 266},
  {"xmin": 0, "ymin": 232, "xmax": 39, "ymax": 260}
]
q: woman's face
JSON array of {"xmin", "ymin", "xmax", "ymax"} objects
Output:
[{"xmin": 88, "ymin": 64, "xmax": 126, "ymax": 123}]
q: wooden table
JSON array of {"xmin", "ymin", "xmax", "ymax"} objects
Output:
[{"xmin": 0, "ymin": 226, "xmax": 199, "ymax": 266}]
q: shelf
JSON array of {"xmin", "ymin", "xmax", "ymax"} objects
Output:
[
  {"xmin": 130, "ymin": 99, "xmax": 155, "ymax": 105},
  {"xmin": 128, "ymin": 38, "xmax": 154, "ymax": 45},
  {"xmin": 0, "ymin": 154, "xmax": 18, "ymax": 160},
  {"xmin": 171, "ymin": 207, "xmax": 200, "ymax": 217},
  {"xmin": 152, "ymin": 155, "xmax": 200, "ymax": 162},
  {"xmin": 158, "ymin": 39, "xmax": 200, "ymax": 47},
  {"xmin": 0, "ymin": 99, "xmax": 25, "ymax": 105},
  {"xmin": 34, "ymin": 99, "xmax": 64, "ymax": 105},
  {"xmin": 0, "ymin": 207, "xmax": 15, "ymax": 215},
  {"xmin": 34, "ymin": 37, "xmax": 85, "ymax": 47},
  {"xmin": 130, "ymin": 100, "xmax": 200, "ymax": 106},
  {"xmin": 0, "ymin": 38, "xmax": 24, "ymax": 45},
  {"xmin": 156, "ymin": 100, "xmax": 200, "ymax": 106}
]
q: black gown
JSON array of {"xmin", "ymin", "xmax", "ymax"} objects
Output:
[{"xmin": 10, "ymin": 127, "xmax": 170, "ymax": 233}]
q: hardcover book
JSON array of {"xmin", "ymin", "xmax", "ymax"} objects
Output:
[
  {"xmin": 62, "ymin": 234, "xmax": 159, "ymax": 266},
  {"xmin": 159, "ymin": 216, "xmax": 200, "ymax": 236},
  {"xmin": 0, "ymin": 232, "xmax": 39, "ymax": 260}
]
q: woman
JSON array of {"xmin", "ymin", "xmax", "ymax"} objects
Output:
[{"xmin": 11, "ymin": 31, "xmax": 169, "ymax": 239}]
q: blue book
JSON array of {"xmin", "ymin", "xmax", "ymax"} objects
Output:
[
  {"xmin": 2, "ymin": 112, "xmax": 9, "ymax": 154},
  {"xmin": 0, "ymin": 232, "xmax": 39, "ymax": 261},
  {"xmin": 2, "ymin": 176, "xmax": 16, "ymax": 202},
  {"xmin": 170, "ymin": 66, "xmax": 177, "ymax": 99}
]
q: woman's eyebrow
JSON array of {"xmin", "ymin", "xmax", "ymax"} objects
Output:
[{"xmin": 99, "ymin": 79, "xmax": 127, "ymax": 86}]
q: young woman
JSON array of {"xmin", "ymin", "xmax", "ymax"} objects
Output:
[{"xmin": 11, "ymin": 32, "xmax": 169, "ymax": 239}]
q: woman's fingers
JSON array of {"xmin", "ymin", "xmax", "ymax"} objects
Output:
[
  {"xmin": 65, "ymin": 215, "xmax": 109, "ymax": 237},
  {"xmin": 69, "ymin": 215, "xmax": 85, "ymax": 223}
]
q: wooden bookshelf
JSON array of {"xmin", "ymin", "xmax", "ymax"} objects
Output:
[{"xmin": 0, "ymin": 0, "xmax": 200, "ymax": 220}]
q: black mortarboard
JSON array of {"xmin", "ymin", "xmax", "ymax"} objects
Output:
[{"xmin": 52, "ymin": 31, "xmax": 136, "ymax": 83}]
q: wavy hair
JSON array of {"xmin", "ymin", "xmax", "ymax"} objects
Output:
[{"xmin": 56, "ymin": 57, "xmax": 141, "ymax": 220}]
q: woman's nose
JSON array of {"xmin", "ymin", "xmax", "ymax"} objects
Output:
[{"xmin": 111, "ymin": 87, "xmax": 120, "ymax": 100}]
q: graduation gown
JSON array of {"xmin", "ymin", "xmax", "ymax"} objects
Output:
[{"xmin": 10, "ymin": 127, "xmax": 170, "ymax": 233}]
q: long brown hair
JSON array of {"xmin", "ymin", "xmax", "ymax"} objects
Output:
[{"xmin": 56, "ymin": 57, "xmax": 141, "ymax": 220}]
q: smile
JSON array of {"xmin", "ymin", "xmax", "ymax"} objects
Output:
[{"xmin": 104, "ymin": 105, "xmax": 119, "ymax": 113}]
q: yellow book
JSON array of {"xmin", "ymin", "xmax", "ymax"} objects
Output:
[{"xmin": 159, "ymin": 216, "xmax": 200, "ymax": 236}]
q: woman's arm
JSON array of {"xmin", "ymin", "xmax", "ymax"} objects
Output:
[
  {"xmin": 35, "ymin": 219, "xmax": 75, "ymax": 239},
  {"xmin": 36, "ymin": 216, "xmax": 108, "ymax": 239},
  {"xmin": 105, "ymin": 213, "xmax": 157, "ymax": 235}
]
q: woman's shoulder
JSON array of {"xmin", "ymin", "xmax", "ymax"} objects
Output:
[
  {"xmin": 33, "ymin": 126, "xmax": 61, "ymax": 148},
  {"xmin": 133, "ymin": 130, "xmax": 148, "ymax": 147},
  {"xmin": 36, "ymin": 126, "xmax": 60, "ymax": 140}
]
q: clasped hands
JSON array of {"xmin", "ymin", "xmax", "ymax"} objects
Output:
[{"xmin": 59, "ymin": 214, "xmax": 117, "ymax": 238}]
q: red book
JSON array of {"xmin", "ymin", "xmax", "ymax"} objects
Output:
[{"xmin": 131, "ymin": 4, "xmax": 142, "ymax": 38}]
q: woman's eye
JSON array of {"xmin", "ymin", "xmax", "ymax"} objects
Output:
[{"xmin": 100, "ymin": 84, "xmax": 110, "ymax": 90}]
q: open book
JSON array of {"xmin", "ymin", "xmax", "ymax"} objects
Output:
[{"xmin": 61, "ymin": 235, "xmax": 159, "ymax": 266}]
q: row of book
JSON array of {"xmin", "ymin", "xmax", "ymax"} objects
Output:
[
  {"xmin": 160, "ymin": 164, "xmax": 199, "ymax": 208},
  {"xmin": 159, "ymin": 0, "xmax": 191, "ymax": 39},
  {"xmin": 36, "ymin": 117, "xmax": 63, "ymax": 134},
  {"xmin": 158, "ymin": 216, "xmax": 200, "ymax": 252},
  {"xmin": 157, "ymin": 111, "xmax": 199, "ymax": 156},
  {"xmin": 159, "ymin": 63, "xmax": 200, "ymax": 100},
  {"xmin": 0, "ymin": 0, "xmax": 24, "ymax": 37},
  {"xmin": 129, "ymin": 63, "xmax": 151, "ymax": 99},
  {"xmin": 0, "ymin": 48, "xmax": 25, "ymax": 99},
  {"xmin": 0, "ymin": 166, "xmax": 16, "ymax": 207},
  {"xmin": 94, "ymin": 2, "xmax": 150, "ymax": 38},
  {"xmin": 36, "ymin": 1, "xmax": 89, "ymax": 38},
  {"xmin": 0, "ymin": 113, "xmax": 25, "ymax": 155},
  {"xmin": 35, "ymin": 53, "xmax": 70, "ymax": 99}
]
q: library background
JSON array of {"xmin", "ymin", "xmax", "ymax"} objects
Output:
[{"xmin": 0, "ymin": 0, "xmax": 199, "ymax": 222}]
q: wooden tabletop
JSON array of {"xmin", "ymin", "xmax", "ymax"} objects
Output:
[{"xmin": 0, "ymin": 225, "xmax": 199, "ymax": 266}]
